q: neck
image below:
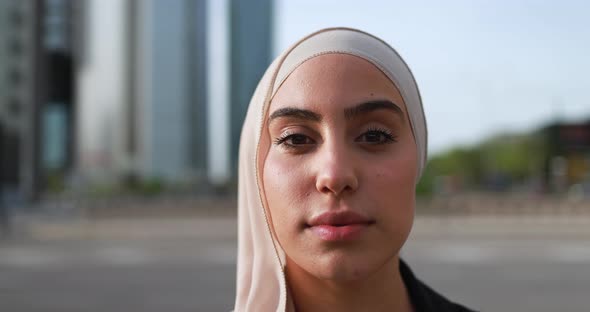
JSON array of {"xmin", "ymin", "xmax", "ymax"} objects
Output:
[{"xmin": 286, "ymin": 256, "xmax": 413, "ymax": 312}]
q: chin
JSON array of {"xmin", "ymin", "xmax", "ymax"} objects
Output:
[{"xmin": 310, "ymin": 251, "xmax": 389, "ymax": 282}]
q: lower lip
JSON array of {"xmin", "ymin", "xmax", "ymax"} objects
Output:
[{"xmin": 308, "ymin": 224, "xmax": 369, "ymax": 241}]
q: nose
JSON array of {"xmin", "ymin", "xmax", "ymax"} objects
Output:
[{"xmin": 314, "ymin": 142, "xmax": 359, "ymax": 196}]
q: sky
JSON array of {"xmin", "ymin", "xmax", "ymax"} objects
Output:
[{"xmin": 273, "ymin": 0, "xmax": 590, "ymax": 154}]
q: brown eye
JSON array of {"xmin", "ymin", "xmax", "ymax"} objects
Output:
[
  {"xmin": 274, "ymin": 133, "xmax": 316, "ymax": 148},
  {"xmin": 356, "ymin": 129, "xmax": 397, "ymax": 144},
  {"xmin": 289, "ymin": 134, "xmax": 312, "ymax": 145},
  {"xmin": 364, "ymin": 132, "xmax": 383, "ymax": 143}
]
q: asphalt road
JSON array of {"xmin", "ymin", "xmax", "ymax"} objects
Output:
[{"xmin": 1, "ymin": 216, "xmax": 590, "ymax": 311}]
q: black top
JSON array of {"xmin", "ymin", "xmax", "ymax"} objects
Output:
[{"xmin": 400, "ymin": 259, "xmax": 478, "ymax": 312}]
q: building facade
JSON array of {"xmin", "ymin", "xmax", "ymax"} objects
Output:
[
  {"xmin": 543, "ymin": 121, "xmax": 590, "ymax": 193},
  {"xmin": 76, "ymin": 0, "xmax": 211, "ymax": 185},
  {"xmin": 76, "ymin": 0, "xmax": 274, "ymax": 188},
  {"xmin": 229, "ymin": 0, "xmax": 274, "ymax": 174},
  {"xmin": 0, "ymin": 0, "xmax": 76, "ymax": 202}
]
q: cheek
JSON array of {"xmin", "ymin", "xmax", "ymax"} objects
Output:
[
  {"xmin": 371, "ymin": 141, "xmax": 417, "ymax": 192},
  {"xmin": 264, "ymin": 151, "xmax": 307, "ymax": 203},
  {"xmin": 263, "ymin": 151, "xmax": 312, "ymax": 241},
  {"xmin": 367, "ymin": 144, "xmax": 417, "ymax": 226},
  {"xmin": 375, "ymin": 157, "xmax": 417, "ymax": 192}
]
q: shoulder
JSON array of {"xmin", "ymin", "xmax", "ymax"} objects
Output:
[{"xmin": 399, "ymin": 259, "xmax": 479, "ymax": 312}]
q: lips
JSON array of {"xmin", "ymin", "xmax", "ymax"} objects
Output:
[{"xmin": 306, "ymin": 210, "xmax": 374, "ymax": 241}]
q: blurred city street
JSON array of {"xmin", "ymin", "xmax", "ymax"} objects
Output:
[
  {"xmin": 2, "ymin": 213, "xmax": 590, "ymax": 312},
  {"xmin": 1, "ymin": 1, "xmax": 589, "ymax": 311}
]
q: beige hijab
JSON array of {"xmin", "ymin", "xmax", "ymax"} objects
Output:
[{"xmin": 235, "ymin": 27, "xmax": 427, "ymax": 312}]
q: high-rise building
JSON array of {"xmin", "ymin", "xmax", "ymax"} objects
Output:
[
  {"xmin": 76, "ymin": 0, "xmax": 209, "ymax": 185},
  {"xmin": 77, "ymin": 0, "xmax": 274, "ymax": 188},
  {"xmin": 0, "ymin": 0, "xmax": 75, "ymax": 202},
  {"xmin": 0, "ymin": 0, "xmax": 33, "ymax": 199},
  {"xmin": 2, "ymin": 0, "xmax": 275, "ymax": 196},
  {"xmin": 229, "ymin": 0, "xmax": 274, "ymax": 174}
]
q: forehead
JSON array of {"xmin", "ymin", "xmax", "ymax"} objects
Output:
[{"xmin": 270, "ymin": 53, "xmax": 407, "ymax": 113}]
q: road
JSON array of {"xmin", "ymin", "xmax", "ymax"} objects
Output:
[{"xmin": 1, "ymin": 216, "xmax": 589, "ymax": 311}]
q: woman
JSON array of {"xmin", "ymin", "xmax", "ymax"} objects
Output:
[{"xmin": 235, "ymin": 27, "xmax": 475, "ymax": 312}]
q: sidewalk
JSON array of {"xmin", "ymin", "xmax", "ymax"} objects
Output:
[{"xmin": 411, "ymin": 215, "xmax": 590, "ymax": 239}]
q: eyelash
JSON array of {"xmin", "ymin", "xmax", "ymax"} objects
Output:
[
  {"xmin": 273, "ymin": 132, "xmax": 310, "ymax": 148},
  {"xmin": 361, "ymin": 127, "xmax": 398, "ymax": 143},
  {"xmin": 273, "ymin": 128, "xmax": 397, "ymax": 149}
]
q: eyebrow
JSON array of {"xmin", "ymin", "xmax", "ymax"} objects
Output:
[
  {"xmin": 344, "ymin": 100, "xmax": 404, "ymax": 121},
  {"xmin": 268, "ymin": 100, "xmax": 404, "ymax": 123},
  {"xmin": 268, "ymin": 107, "xmax": 322, "ymax": 122}
]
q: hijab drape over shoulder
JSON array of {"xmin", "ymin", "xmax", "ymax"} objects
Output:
[{"xmin": 235, "ymin": 27, "xmax": 427, "ymax": 312}]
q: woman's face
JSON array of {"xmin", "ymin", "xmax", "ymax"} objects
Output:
[{"xmin": 262, "ymin": 54, "xmax": 417, "ymax": 281}]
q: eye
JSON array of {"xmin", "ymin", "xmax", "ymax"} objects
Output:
[
  {"xmin": 355, "ymin": 128, "xmax": 397, "ymax": 144},
  {"xmin": 274, "ymin": 133, "xmax": 316, "ymax": 148}
]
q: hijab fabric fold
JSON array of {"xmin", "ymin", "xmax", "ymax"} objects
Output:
[{"xmin": 235, "ymin": 27, "xmax": 427, "ymax": 312}]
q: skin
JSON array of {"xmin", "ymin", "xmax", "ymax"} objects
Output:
[{"xmin": 262, "ymin": 53, "xmax": 418, "ymax": 312}]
